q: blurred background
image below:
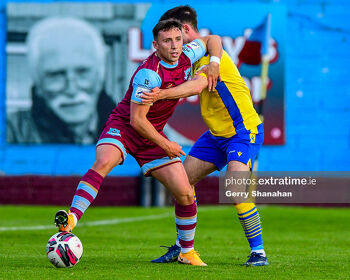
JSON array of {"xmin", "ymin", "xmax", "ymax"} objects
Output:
[{"xmin": 0, "ymin": 0, "xmax": 349, "ymax": 207}]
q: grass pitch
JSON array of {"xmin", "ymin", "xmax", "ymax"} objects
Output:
[{"xmin": 0, "ymin": 205, "xmax": 349, "ymax": 280}]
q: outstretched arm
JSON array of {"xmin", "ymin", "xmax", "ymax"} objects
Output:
[{"xmin": 141, "ymin": 74, "xmax": 208, "ymax": 104}]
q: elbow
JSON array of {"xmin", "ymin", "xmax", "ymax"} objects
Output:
[
  {"xmin": 213, "ymin": 34, "xmax": 221, "ymax": 42},
  {"xmin": 130, "ymin": 116, "xmax": 141, "ymax": 130}
]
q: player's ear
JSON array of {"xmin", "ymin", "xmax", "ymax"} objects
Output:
[
  {"xmin": 182, "ymin": 24, "xmax": 190, "ymax": 34},
  {"xmin": 152, "ymin": 40, "xmax": 158, "ymax": 51}
]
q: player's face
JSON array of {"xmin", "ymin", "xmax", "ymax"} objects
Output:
[
  {"xmin": 36, "ymin": 32, "xmax": 101, "ymax": 125},
  {"xmin": 153, "ymin": 28, "xmax": 183, "ymax": 65}
]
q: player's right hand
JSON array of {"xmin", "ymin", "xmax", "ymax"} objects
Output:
[
  {"xmin": 207, "ymin": 62, "xmax": 221, "ymax": 91},
  {"xmin": 196, "ymin": 63, "xmax": 221, "ymax": 92},
  {"xmin": 163, "ymin": 141, "xmax": 186, "ymax": 159},
  {"xmin": 141, "ymin": 87, "xmax": 160, "ymax": 104}
]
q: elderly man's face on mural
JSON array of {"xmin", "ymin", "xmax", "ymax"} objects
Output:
[{"xmin": 30, "ymin": 19, "xmax": 105, "ymax": 125}]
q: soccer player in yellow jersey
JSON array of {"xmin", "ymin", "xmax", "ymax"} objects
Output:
[{"xmin": 142, "ymin": 6, "xmax": 268, "ymax": 266}]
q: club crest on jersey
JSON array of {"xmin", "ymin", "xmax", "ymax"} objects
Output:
[
  {"xmin": 107, "ymin": 128, "xmax": 121, "ymax": 137},
  {"xmin": 250, "ymin": 134, "xmax": 256, "ymax": 143}
]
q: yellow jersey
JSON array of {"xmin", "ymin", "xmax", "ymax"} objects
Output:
[{"xmin": 194, "ymin": 50, "xmax": 262, "ymax": 138}]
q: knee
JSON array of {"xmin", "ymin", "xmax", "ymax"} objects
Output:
[
  {"xmin": 92, "ymin": 156, "xmax": 118, "ymax": 173},
  {"xmin": 176, "ymin": 188, "xmax": 195, "ymax": 205}
]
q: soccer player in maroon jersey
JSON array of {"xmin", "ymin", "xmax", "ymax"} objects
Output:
[
  {"xmin": 54, "ymin": 19, "xmax": 222, "ymax": 266},
  {"xmin": 143, "ymin": 6, "xmax": 268, "ymax": 267}
]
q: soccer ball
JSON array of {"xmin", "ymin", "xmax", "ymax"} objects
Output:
[{"xmin": 46, "ymin": 232, "xmax": 83, "ymax": 268}]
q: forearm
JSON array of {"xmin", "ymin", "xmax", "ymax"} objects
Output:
[
  {"xmin": 204, "ymin": 35, "xmax": 223, "ymax": 59},
  {"xmin": 159, "ymin": 76, "xmax": 208, "ymax": 100},
  {"xmin": 160, "ymin": 81, "xmax": 202, "ymax": 100},
  {"xmin": 131, "ymin": 116, "xmax": 168, "ymax": 149}
]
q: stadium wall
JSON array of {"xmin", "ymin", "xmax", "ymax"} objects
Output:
[{"xmin": 0, "ymin": 0, "xmax": 349, "ymax": 205}]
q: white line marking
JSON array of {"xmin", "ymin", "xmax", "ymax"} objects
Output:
[
  {"xmin": 0, "ymin": 206, "xmax": 230, "ymax": 232},
  {"xmin": 0, "ymin": 213, "xmax": 172, "ymax": 232}
]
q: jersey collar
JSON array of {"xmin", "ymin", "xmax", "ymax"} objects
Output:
[{"xmin": 159, "ymin": 60, "xmax": 178, "ymax": 68}]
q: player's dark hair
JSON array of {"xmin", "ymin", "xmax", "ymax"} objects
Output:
[
  {"xmin": 152, "ymin": 19, "xmax": 182, "ymax": 39},
  {"xmin": 159, "ymin": 5, "xmax": 199, "ymax": 32}
]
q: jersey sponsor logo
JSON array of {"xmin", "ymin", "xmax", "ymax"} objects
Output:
[{"xmin": 106, "ymin": 128, "xmax": 121, "ymax": 137}]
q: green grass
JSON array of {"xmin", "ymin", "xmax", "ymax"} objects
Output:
[{"xmin": 0, "ymin": 205, "xmax": 349, "ymax": 280}]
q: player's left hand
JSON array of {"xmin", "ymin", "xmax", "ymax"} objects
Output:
[
  {"xmin": 197, "ymin": 62, "xmax": 221, "ymax": 91},
  {"xmin": 141, "ymin": 87, "xmax": 160, "ymax": 104}
]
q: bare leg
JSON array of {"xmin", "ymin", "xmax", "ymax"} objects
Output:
[
  {"xmin": 183, "ymin": 155, "xmax": 217, "ymax": 186},
  {"xmin": 92, "ymin": 145, "xmax": 123, "ymax": 177},
  {"xmin": 227, "ymin": 160, "xmax": 250, "ymax": 172},
  {"xmin": 151, "ymin": 162, "xmax": 194, "ymax": 205},
  {"xmin": 226, "ymin": 160, "xmax": 251, "ymax": 204}
]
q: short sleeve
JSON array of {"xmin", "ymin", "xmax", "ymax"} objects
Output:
[
  {"xmin": 131, "ymin": 68, "xmax": 162, "ymax": 104},
  {"xmin": 182, "ymin": 39, "xmax": 206, "ymax": 65}
]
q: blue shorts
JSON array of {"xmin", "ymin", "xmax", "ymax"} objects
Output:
[{"xmin": 189, "ymin": 124, "xmax": 264, "ymax": 170}]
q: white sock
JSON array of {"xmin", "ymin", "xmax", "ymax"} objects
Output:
[
  {"xmin": 252, "ymin": 249, "xmax": 266, "ymax": 257},
  {"xmin": 175, "ymin": 239, "xmax": 180, "ymax": 247},
  {"xmin": 181, "ymin": 247, "xmax": 193, "ymax": 254},
  {"xmin": 72, "ymin": 212, "xmax": 78, "ymax": 226}
]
